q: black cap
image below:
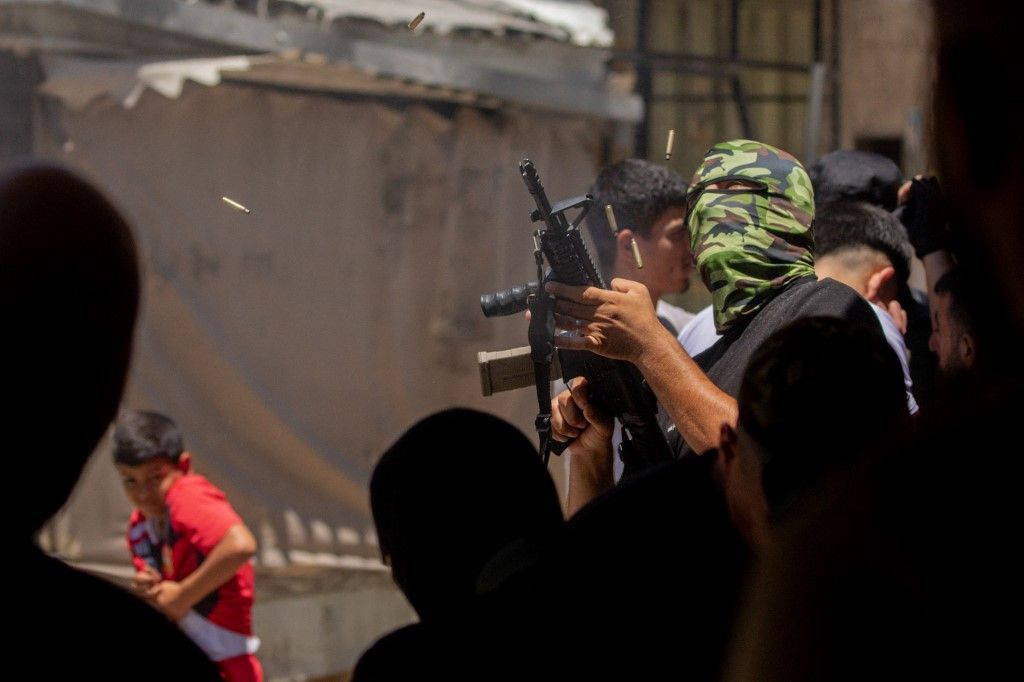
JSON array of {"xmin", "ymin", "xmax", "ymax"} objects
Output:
[{"xmin": 809, "ymin": 150, "xmax": 903, "ymax": 211}]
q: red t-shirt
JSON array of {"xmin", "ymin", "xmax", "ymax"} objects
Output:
[{"xmin": 126, "ymin": 474, "xmax": 254, "ymax": 635}]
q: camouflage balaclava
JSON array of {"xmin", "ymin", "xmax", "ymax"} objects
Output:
[{"xmin": 687, "ymin": 139, "xmax": 816, "ymax": 333}]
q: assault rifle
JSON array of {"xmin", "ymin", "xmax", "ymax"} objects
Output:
[{"xmin": 480, "ymin": 159, "xmax": 674, "ymax": 473}]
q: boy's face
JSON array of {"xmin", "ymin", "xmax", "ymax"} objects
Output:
[
  {"xmin": 116, "ymin": 457, "xmax": 184, "ymax": 520},
  {"xmin": 633, "ymin": 205, "xmax": 692, "ymax": 298}
]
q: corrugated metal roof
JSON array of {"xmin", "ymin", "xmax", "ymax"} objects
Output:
[
  {"xmin": 205, "ymin": 0, "xmax": 613, "ymax": 47},
  {"xmin": 37, "ymin": 53, "xmax": 505, "ymax": 111},
  {"xmin": 3, "ymin": 0, "xmax": 641, "ymax": 121}
]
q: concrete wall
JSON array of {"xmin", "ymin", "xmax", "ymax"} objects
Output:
[
  {"xmin": 838, "ymin": 0, "xmax": 934, "ymax": 174},
  {"xmin": 255, "ymin": 569, "xmax": 415, "ymax": 680},
  {"xmin": 0, "ymin": 52, "xmax": 42, "ymax": 168},
  {"xmin": 596, "ymin": 0, "xmax": 935, "ymax": 175}
]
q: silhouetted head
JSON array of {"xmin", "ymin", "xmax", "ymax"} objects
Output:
[
  {"xmin": 933, "ymin": 0, "xmax": 1024, "ymax": 347},
  {"xmin": 370, "ymin": 408, "xmax": 562, "ymax": 622},
  {"xmin": 720, "ymin": 316, "xmax": 907, "ymax": 545},
  {"xmin": 1, "ymin": 164, "xmax": 139, "ymax": 537}
]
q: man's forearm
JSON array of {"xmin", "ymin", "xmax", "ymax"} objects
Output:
[
  {"xmin": 636, "ymin": 328, "xmax": 738, "ymax": 455},
  {"xmin": 545, "ymin": 279, "xmax": 737, "ymax": 456},
  {"xmin": 566, "ymin": 447, "xmax": 614, "ymax": 517}
]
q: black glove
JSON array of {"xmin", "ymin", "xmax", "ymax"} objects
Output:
[{"xmin": 900, "ymin": 176, "xmax": 947, "ymax": 259}]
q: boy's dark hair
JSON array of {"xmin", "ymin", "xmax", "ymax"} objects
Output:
[
  {"xmin": 813, "ymin": 200, "xmax": 913, "ymax": 285},
  {"xmin": 113, "ymin": 410, "xmax": 185, "ymax": 466},
  {"xmin": 809, "ymin": 150, "xmax": 903, "ymax": 211},
  {"xmin": 738, "ymin": 316, "xmax": 906, "ymax": 520},
  {"xmin": 585, "ymin": 159, "xmax": 688, "ymax": 278}
]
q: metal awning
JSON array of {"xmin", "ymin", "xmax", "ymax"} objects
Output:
[
  {"xmin": 254, "ymin": 0, "xmax": 614, "ymax": 47},
  {"xmin": 0, "ymin": 0, "xmax": 641, "ymax": 122},
  {"xmin": 36, "ymin": 52, "xmax": 508, "ymax": 111}
]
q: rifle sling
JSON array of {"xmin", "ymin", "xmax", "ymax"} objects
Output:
[{"xmin": 527, "ymin": 294, "xmax": 557, "ymax": 464}]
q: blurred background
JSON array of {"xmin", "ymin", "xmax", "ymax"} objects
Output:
[{"xmin": 0, "ymin": 1, "xmax": 934, "ymax": 678}]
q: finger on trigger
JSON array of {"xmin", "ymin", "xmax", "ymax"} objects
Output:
[
  {"xmin": 554, "ymin": 299, "xmax": 596, "ymax": 320},
  {"xmin": 544, "ymin": 281, "xmax": 583, "ymax": 299},
  {"xmin": 553, "ymin": 334, "xmax": 592, "ymax": 351}
]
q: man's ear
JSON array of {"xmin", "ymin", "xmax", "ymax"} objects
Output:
[
  {"xmin": 617, "ymin": 228, "xmax": 635, "ymax": 251},
  {"xmin": 177, "ymin": 452, "xmax": 192, "ymax": 473},
  {"xmin": 865, "ymin": 265, "xmax": 896, "ymax": 303},
  {"xmin": 959, "ymin": 332, "xmax": 976, "ymax": 368}
]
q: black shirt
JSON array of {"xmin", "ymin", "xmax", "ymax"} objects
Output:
[{"xmin": 664, "ymin": 276, "xmax": 881, "ymax": 458}]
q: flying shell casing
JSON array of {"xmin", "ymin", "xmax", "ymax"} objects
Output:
[
  {"xmin": 604, "ymin": 203, "xmax": 619, "ymax": 234},
  {"xmin": 630, "ymin": 238, "xmax": 644, "ymax": 269},
  {"xmin": 221, "ymin": 196, "xmax": 251, "ymax": 214}
]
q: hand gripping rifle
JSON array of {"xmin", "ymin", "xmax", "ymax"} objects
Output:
[{"xmin": 480, "ymin": 159, "xmax": 674, "ymax": 473}]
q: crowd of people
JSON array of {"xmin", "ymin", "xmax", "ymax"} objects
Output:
[{"xmin": 8, "ymin": 1, "xmax": 1017, "ymax": 679}]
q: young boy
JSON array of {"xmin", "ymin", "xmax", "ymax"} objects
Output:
[{"xmin": 114, "ymin": 409, "xmax": 263, "ymax": 682}]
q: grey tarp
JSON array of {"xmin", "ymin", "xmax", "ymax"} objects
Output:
[{"xmin": 34, "ymin": 80, "xmax": 603, "ymax": 568}]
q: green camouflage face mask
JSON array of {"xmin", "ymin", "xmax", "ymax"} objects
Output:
[{"xmin": 686, "ymin": 139, "xmax": 816, "ymax": 333}]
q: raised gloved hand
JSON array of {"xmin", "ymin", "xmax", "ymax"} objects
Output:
[{"xmin": 900, "ymin": 175, "xmax": 948, "ymax": 259}]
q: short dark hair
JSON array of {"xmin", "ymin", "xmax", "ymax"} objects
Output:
[
  {"xmin": 585, "ymin": 159, "xmax": 688, "ymax": 278},
  {"xmin": 934, "ymin": 267, "xmax": 973, "ymax": 332},
  {"xmin": 113, "ymin": 410, "xmax": 185, "ymax": 466},
  {"xmin": 809, "ymin": 150, "xmax": 903, "ymax": 211},
  {"xmin": 738, "ymin": 316, "xmax": 906, "ymax": 519},
  {"xmin": 813, "ymin": 201, "xmax": 913, "ymax": 285}
]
